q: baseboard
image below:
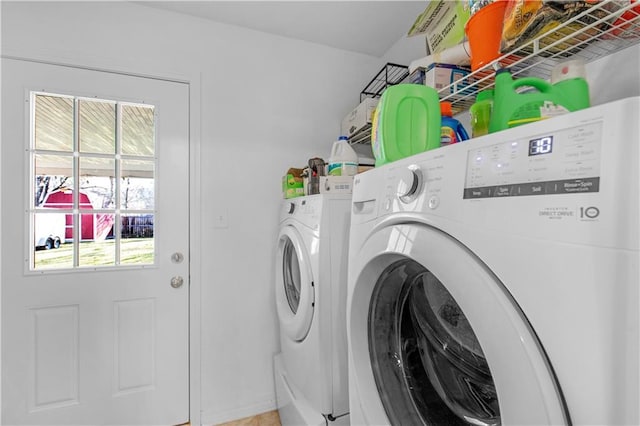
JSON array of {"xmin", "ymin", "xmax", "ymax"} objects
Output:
[{"xmin": 201, "ymin": 397, "xmax": 277, "ymax": 425}]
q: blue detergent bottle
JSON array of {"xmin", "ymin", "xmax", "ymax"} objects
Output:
[{"xmin": 440, "ymin": 101, "xmax": 469, "ymax": 146}]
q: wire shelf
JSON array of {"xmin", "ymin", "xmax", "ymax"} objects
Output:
[
  {"xmin": 360, "ymin": 63, "xmax": 410, "ymax": 102},
  {"xmin": 346, "ymin": 63, "xmax": 409, "ymax": 144},
  {"xmin": 348, "ymin": 124, "xmax": 373, "ymax": 145},
  {"xmin": 440, "ymin": 0, "xmax": 640, "ymax": 114}
]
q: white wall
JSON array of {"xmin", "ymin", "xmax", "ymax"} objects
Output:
[
  {"xmin": 382, "ymin": 32, "xmax": 427, "ymax": 66},
  {"xmin": 587, "ymin": 45, "xmax": 640, "ymax": 106},
  {"xmin": 1, "ymin": 2, "xmax": 381, "ymax": 424}
]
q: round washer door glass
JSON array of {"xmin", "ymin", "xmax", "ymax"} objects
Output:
[
  {"xmin": 369, "ymin": 258, "xmax": 499, "ymax": 425},
  {"xmin": 282, "ymin": 236, "xmax": 301, "ymax": 314}
]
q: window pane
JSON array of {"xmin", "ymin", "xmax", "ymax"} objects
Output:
[
  {"xmin": 79, "ymin": 157, "xmax": 115, "ymax": 209},
  {"xmin": 120, "ymin": 214, "xmax": 154, "ymax": 265},
  {"xmin": 79, "ymin": 99, "xmax": 115, "ymax": 154},
  {"xmin": 30, "ymin": 92, "xmax": 158, "ymax": 272},
  {"xmin": 79, "ymin": 213, "xmax": 116, "ymax": 267},
  {"xmin": 33, "ymin": 212, "xmax": 73, "ymax": 269},
  {"xmin": 122, "ymin": 104, "xmax": 155, "ymax": 156},
  {"xmin": 75, "ymin": 210, "xmax": 114, "ymax": 243},
  {"xmin": 34, "ymin": 154, "xmax": 73, "ymax": 208},
  {"xmin": 121, "ymin": 160, "xmax": 154, "ymax": 210},
  {"xmin": 34, "ymin": 94, "xmax": 73, "ymax": 152}
]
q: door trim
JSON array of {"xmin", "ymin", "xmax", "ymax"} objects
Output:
[{"xmin": 0, "ymin": 53, "xmax": 203, "ymax": 425}]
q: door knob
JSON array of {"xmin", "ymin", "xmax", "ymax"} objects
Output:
[{"xmin": 170, "ymin": 276, "xmax": 184, "ymax": 288}]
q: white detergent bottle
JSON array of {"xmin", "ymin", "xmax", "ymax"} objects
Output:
[{"xmin": 328, "ymin": 136, "xmax": 358, "ymax": 176}]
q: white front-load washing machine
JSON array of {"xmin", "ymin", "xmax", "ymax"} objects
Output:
[
  {"xmin": 347, "ymin": 97, "xmax": 639, "ymax": 425},
  {"xmin": 274, "ymin": 193, "xmax": 351, "ymax": 425}
]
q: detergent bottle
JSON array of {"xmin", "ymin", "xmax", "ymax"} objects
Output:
[
  {"xmin": 469, "ymin": 89, "xmax": 493, "ymax": 137},
  {"xmin": 372, "ymin": 84, "xmax": 441, "ymax": 167},
  {"xmin": 550, "ymin": 59, "xmax": 591, "ymax": 109},
  {"xmin": 327, "ymin": 136, "xmax": 358, "ymax": 176},
  {"xmin": 488, "ymin": 67, "xmax": 590, "ymax": 133},
  {"xmin": 440, "ymin": 101, "xmax": 469, "ymax": 146}
]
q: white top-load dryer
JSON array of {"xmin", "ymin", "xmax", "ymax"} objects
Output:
[
  {"xmin": 347, "ymin": 97, "xmax": 639, "ymax": 425},
  {"xmin": 274, "ymin": 193, "xmax": 351, "ymax": 425}
]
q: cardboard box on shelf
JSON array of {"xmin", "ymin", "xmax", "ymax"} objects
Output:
[
  {"xmin": 408, "ymin": 0, "xmax": 471, "ymax": 54},
  {"xmin": 341, "ymin": 97, "xmax": 379, "ymax": 139},
  {"xmin": 409, "ymin": 63, "xmax": 474, "ymax": 97},
  {"xmin": 284, "ymin": 187, "xmax": 304, "ymax": 199},
  {"xmin": 282, "ymin": 168, "xmax": 305, "ymax": 199}
]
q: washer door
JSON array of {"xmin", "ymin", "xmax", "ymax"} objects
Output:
[
  {"xmin": 349, "ymin": 224, "xmax": 568, "ymax": 425},
  {"xmin": 275, "ymin": 225, "xmax": 315, "ymax": 342}
]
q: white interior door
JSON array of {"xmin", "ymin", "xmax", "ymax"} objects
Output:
[{"xmin": 1, "ymin": 58, "xmax": 190, "ymax": 425}]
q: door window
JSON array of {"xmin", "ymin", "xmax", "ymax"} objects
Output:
[
  {"xmin": 368, "ymin": 258, "xmax": 500, "ymax": 425},
  {"xmin": 282, "ymin": 236, "xmax": 301, "ymax": 313},
  {"xmin": 30, "ymin": 92, "xmax": 156, "ymax": 270}
]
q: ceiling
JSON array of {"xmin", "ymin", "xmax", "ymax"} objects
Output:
[{"xmin": 136, "ymin": 1, "xmax": 427, "ymax": 57}]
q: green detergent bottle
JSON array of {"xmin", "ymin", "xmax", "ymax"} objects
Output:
[
  {"xmin": 469, "ymin": 89, "xmax": 494, "ymax": 138},
  {"xmin": 371, "ymin": 84, "xmax": 441, "ymax": 167},
  {"xmin": 488, "ymin": 68, "xmax": 590, "ymax": 133}
]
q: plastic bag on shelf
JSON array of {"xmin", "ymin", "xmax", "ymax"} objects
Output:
[
  {"xmin": 605, "ymin": 0, "xmax": 640, "ymax": 39},
  {"xmin": 500, "ymin": 0, "xmax": 627, "ymax": 56}
]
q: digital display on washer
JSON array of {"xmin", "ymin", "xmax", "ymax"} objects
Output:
[{"xmin": 528, "ymin": 136, "xmax": 553, "ymax": 156}]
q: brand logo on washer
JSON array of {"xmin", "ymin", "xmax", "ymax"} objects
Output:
[
  {"xmin": 579, "ymin": 206, "xmax": 600, "ymax": 220},
  {"xmin": 538, "ymin": 207, "xmax": 575, "ymax": 220},
  {"xmin": 538, "ymin": 206, "xmax": 601, "ymax": 221}
]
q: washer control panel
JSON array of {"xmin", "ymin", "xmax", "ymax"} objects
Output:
[
  {"xmin": 380, "ymin": 151, "xmax": 449, "ymax": 213},
  {"xmin": 463, "ymin": 122, "xmax": 602, "ymax": 199}
]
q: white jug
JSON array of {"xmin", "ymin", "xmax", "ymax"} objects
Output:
[{"xmin": 328, "ymin": 136, "xmax": 358, "ymax": 176}]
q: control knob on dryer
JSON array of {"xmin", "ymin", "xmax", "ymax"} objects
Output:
[{"xmin": 396, "ymin": 166, "xmax": 423, "ymax": 203}]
